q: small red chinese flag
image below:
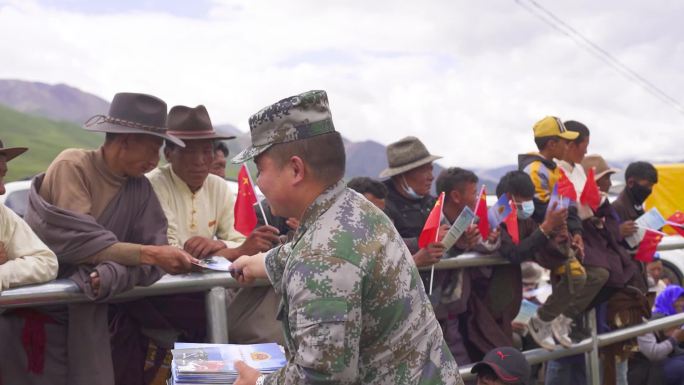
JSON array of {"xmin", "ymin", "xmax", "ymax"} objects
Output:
[
  {"xmin": 634, "ymin": 229, "xmax": 663, "ymax": 263},
  {"xmin": 580, "ymin": 167, "xmax": 601, "ymax": 211},
  {"xmin": 556, "ymin": 169, "xmax": 577, "ymax": 201},
  {"xmin": 418, "ymin": 192, "xmax": 445, "ymax": 249},
  {"xmin": 234, "ymin": 164, "xmax": 258, "ymax": 236},
  {"xmin": 474, "ymin": 185, "xmax": 490, "ymax": 239},
  {"xmin": 504, "ymin": 200, "xmax": 519, "ymax": 245},
  {"xmin": 667, "ymin": 211, "xmax": 684, "ymax": 237}
]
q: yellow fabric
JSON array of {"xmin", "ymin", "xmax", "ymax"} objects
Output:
[
  {"xmin": 553, "ymin": 258, "xmax": 586, "ymax": 277},
  {"xmin": 147, "ymin": 164, "xmax": 245, "ymax": 248},
  {"xmin": 526, "ymin": 158, "xmax": 560, "ymax": 203},
  {"xmin": 645, "ymin": 163, "xmax": 684, "ymax": 235},
  {"xmin": 532, "ymin": 116, "xmax": 579, "ymax": 140}
]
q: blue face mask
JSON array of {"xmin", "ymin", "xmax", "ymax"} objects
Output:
[
  {"xmin": 517, "ymin": 200, "xmax": 535, "ymax": 219},
  {"xmin": 401, "ymin": 176, "xmax": 424, "ymax": 199}
]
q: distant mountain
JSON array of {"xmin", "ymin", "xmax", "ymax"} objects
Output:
[
  {"xmin": 0, "ymin": 104, "xmax": 102, "ymax": 181},
  {"xmin": 0, "ymin": 79, "xmax": 110, "ymax": 124}
]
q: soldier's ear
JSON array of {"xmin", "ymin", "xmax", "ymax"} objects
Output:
[{"xmin": 289, "ymin": 156, "xmax": 306, "ymax": 185}]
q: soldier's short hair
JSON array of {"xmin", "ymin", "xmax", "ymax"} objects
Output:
[
  {"xmin": 436, "ymin": 167, "xmax": 478, "ymax": 196},
  {"xmin": 266, "ymin": 131, "xmax": 346, "ymax": 186}
]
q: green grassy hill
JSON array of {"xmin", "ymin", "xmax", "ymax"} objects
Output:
[{"xmin": 0, "ymin": 104, "xmax": 103, "ymax": 181}]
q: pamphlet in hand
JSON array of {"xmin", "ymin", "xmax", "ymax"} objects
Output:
[
  {"xmin": 192, "ymin": 256, "xmax": 233, "ymax": 272},
  {"xmin": 513, "ymin": 299, "xmax": 539, "ymax": 324},
  {"xmin": 171, "ymin": 342, "xmax": 286, "ymax": 384},
  {"xmin": 625, "ymin": 208, "xmax": 666, "ymax": 248},
  {"xmin": 441, "ymin": 206, "xmax": 475, "ymax": 251}
]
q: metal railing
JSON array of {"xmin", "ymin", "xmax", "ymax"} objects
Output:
[{"xmin": 1, "ymin": 236, "xmax": 683, "ymax": 384}]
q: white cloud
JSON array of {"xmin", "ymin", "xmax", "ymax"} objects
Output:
[{"xmin": 1, "ymin": 0, "xmax": 683, "ymax": 169}]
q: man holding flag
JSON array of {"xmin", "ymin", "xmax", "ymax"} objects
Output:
[{"xmin": 148, "ymin": 105, "xmax": 284, "ymax": 348}]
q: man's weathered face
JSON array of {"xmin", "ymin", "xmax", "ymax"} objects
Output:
[
  {"xmin": 552, "ymin": 138, "xmax": 570, "ymax": 159},
  {"xmin": 403, "ymin": 162, "xmax": 434, "ymax": 197},
  {"xmin": 567, "ymin": 137, "xmax": 589, "ymax": 164},
  {"xmin": 0, "ymin": 155, "xmax": 7, "ymax": 195},
  {"xmin": 121, "ymin": 134, "xmax": 163, "ymax": 177},
  {"xmin": 166, "ymin": 139, "xmax": 215, "ymax": 191},
  {"xmin": 647, "ymin": 260, "xmax": 663, "ymax": 280},
  {"xmin": 597, "ymin": 174, "xmax": 612, "ymax": 193},
  {"xmin": 210, "ymin": 149, "xmax": 227, "ymax": 179},
  {"xmin": 254, "ymin": 152, "xmax": 292, "ymax": 218}
]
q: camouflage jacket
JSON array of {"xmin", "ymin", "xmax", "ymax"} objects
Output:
[{"xmin": 263, "ymin": 181, "xmax": 462, "ymax": 385}]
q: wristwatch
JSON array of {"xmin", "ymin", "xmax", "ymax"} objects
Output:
[{"xmin": 256, "ymin": 375, "xmax": 266, "ymax": 385}]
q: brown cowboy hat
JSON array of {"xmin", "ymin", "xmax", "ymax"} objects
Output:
[
  {"xmin": 379, "ymin": 136, "xmax": 442, "ymax": 178},
  {"xmin": 166, "ymin": 105, "xmax": 236, "ymax": 141},
  {"xmin": 0, "ymin": 139, "xmax": 28, "ymax": 161},
  {"xmin": 83, "ymin": 92, "xmax": 185, "ymax": 147}
]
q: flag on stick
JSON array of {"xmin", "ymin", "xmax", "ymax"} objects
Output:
[{"xmin": 234, "ymin": 164, "xmax": 259, "ymax": 236}]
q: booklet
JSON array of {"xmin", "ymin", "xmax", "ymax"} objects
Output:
[
  {"xmin": 513, "ymin": 299, "xmax": 539, "ymax": 324},
  {"xmin": 192, "ymin": 256, "xmax": 233, "ymax": 272},
  {"xmin": 441, "ymin": 206, "xmax": 476, "ymax": 251},
  {"xmin": 625, "ymin": 208, "xmax": 666, "ymax": 248}
]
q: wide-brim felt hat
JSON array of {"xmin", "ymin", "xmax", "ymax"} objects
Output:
[
  {"xmin": 379, "ymin": 136, "xmax": 441, "ymax": 178},
  {"xmin": 581, "ymin": 154, "xmax": 620, "ymax": 181},
  {"xmin": 166, "ymin": 105, "xmax": 236, "ymax": 141},
  {"xmin": 0, "ymin": 139, "xmax": 28, "ymax": 161},
  {"xmin": 83, "ymin": 92, "xmax": 185, "ymax": 147}
]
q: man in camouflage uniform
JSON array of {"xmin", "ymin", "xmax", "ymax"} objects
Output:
[{"xmin": 230, "ymin": 90, "xmax": 462, "ymax": 385}]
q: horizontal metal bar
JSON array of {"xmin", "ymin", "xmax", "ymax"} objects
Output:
[
  {"xmin": 0, "ymin": 272, "xmax": 269, "ymax": 308},
  {"xmin": 459, "ymin": 312, "xmax": 684, "ymax": 381}
]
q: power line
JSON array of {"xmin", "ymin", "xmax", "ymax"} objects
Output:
[{"xmin": 514, "ymin": 0, "xmax": 684, "ymax": 115}]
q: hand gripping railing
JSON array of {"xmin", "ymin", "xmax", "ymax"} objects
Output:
[{"xmin": 1, "ymin": 236, "xmax": 683, "ymax": 384}]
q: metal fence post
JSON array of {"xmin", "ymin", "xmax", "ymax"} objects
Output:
[
  {"xmin": 205, "ymin": 287, "xmax": 229, "ymax": 343},
  {"xmin": 584, "ymin": 308, "xmax": 601, "ymax": 385}
]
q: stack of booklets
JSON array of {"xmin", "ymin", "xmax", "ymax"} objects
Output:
[{"xmin": 168, "ymin": 342, "xmax": 287, "ymax": 385}]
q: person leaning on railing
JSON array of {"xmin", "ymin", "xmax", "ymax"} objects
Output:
[{"xmin": 0, "ymin": 140, "xmax": 58, "ymax": 292}]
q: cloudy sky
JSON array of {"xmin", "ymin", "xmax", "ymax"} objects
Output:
[{"xmin": 1, "ymin": 0, "xmax": 683, "ymax": 169}]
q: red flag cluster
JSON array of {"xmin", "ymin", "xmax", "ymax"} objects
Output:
[
  {"xmin": 234, "ymin": 164, "xmax": 258, "ymax": 236},
  {"xmin": 634, "ymin": 229, "xmax": 663, "ymax": 263},
  {"xmin": 579, "ymin": 168, "xmax": 601, "ymax": 211},
  {"xmin": 556, "ymin": 169, "xmax": 577, "ymax": 201},
  {"xmin": 474, "ymin": 186, "xmax": 490, "ymax": 239},
  {"xmin": 418, "ymin": 192, "xmax": 445, "ymax": 248}
]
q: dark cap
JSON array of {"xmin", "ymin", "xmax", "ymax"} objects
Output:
[{"xmin": 471, "ymin": 347, "xmax": 530, "ymax": 385}]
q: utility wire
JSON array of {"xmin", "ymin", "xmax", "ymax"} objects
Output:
[{"xmin": 515, "ymin": 0, "xmax": 684, "ymax": 115}]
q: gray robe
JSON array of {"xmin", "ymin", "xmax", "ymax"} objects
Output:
[{"xmin": 0, "ymin": 173, "xmax": 167, "ymax": 385}]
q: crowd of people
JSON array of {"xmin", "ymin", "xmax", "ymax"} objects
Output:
[{"xmin": 0, "ymin": 89, "xmax": 682, "ymax": 385}]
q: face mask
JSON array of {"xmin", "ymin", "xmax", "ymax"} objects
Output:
[
  {"xmin": 517, "ymin": 200, "xmax": 535, "ymax": 219},
  {"xmin": 629, "ymin": 184, "xmax": 652, "ymax": 205},
  {"xmin": 401, "ymin": 176, "xmax": 424, "ymax": 199}
]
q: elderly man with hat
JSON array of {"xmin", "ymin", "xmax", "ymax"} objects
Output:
[
  {"xmin": 0, "ymin": 92, "xmax": 198, "ymax": 385},
  {"xmin": 147, "ymin": 105, "xmax": 283, "ymax": 345},
  {"xmin": 229, "ymin": 90, "xmax": 462, "ymax": 385},
  {"xmin": 381, "ymin": 137, "xmax": 448, "ymax": 267},
  {"xmin": 0, "ymin": 140, "xmax": 57, "ymax": 292}
]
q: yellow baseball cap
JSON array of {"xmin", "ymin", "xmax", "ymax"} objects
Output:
[{"xmin": 533, "ymin": 116, "xmax": 579, "ymax": 140}]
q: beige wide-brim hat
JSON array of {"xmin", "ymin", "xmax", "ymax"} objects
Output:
[
  {"xmin": 581, "ymin": 154, "xmax": 620, "ymax": 181},
  {"xmin": 379, "ymin": 136, "xmax": 441, "ymax": 178}
]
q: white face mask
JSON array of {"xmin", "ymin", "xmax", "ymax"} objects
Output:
[
  {"xmin": 401, "ymin": 176, "xmax": 424, "ymax": 199},
  {"xmin": 517, "ymin": 200, "xmax": 535, "ymax": 219}
]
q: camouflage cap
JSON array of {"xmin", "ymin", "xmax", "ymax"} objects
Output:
[{"xmin": 231, "ymin": 90, "xmax": 336, "ymax": 163}]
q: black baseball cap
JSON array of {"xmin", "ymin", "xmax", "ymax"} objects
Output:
[{"xmin": 471, "ymin": 347, "xmax": 530, "ymax": 385}]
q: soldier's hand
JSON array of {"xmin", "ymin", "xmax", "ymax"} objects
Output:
[
  {"xmin": 237, "ymin": 225, "xmax": 281, "ymax": 257},
  {"xmin": 0, "ymin": 241, "xmax": 8, "ymax": 265},
  {"xmin": 620, "ymin": 220, "xmax": 638, "ymax": 238},
  {"xmin": 184, "ymin": 236, "xmax": 226, "ymax": 259},
  {"xmin": 285, "ymin": 217, "xmax": 300, "ymax": 231},
  {"xmin": 233, "ymin": 360, "xmax": 261, "ymax": 385},
  {"xmin": 413, "ymin": 243, "xmax": 445, "ymax": 267},
  {"xmin": 456, "ymin": 225, "xmax": 480, "ymax": 250},
  {"xmin": 140, "ymin": 245, "xmax": 198, "ymax": 275},
  {"xmin": 230, "ymin": 254, "xmax": 267, "ymax": 285}
]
